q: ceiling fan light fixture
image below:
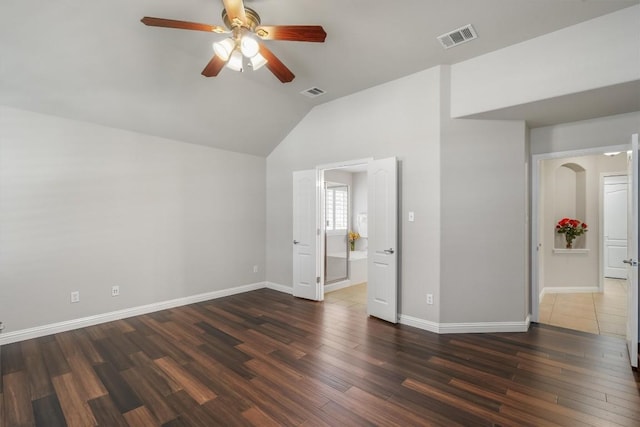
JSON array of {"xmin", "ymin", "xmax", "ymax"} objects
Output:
[
  {"xmin": 213, "ymin": 37, "xmax": 235, "ymax": 61},
  {"xmin": 250, "ymin": 53, "xmax": 268, "ymax": 70},
  {"xmin": 240, "ymin": 36, "xmax": 260, "ymax": 58},
  {"xmin": 226, "ymin": 49, "xmax": 244, "ymax": 71}
]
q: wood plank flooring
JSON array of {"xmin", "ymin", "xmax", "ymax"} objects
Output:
[{"xmin": 2, "ymin": 288, "xmax": 639, "ymax": 426}]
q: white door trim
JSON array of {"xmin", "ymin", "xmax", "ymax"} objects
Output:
[
  {"xmin": 626, "ymin": 134, "xmax": 638, "ymax": 368},
  {"xmin": 531, "ymin": 144, "xmax": 628, "ymax": 322}
]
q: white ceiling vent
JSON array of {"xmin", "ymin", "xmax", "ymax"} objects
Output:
[
  {"xmin": 300, "ymin": 87, "xmax": 326, "ymax": 98},
  {"xmin": 437, "ymin": 24, "xmax": 477, "ymax": 49}
]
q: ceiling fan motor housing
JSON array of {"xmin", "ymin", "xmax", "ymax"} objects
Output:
[{"xmin": 222, "ymin": 7, "xmax": 261, "ymax": 31}]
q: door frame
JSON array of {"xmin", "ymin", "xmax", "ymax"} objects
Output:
[
  {"xmin": 531, "ymin": 144, "xmax": 628, "ymax": 322},
  {"xmin": 316, "ymin": 158, "xmax": 373, "ymax": 299},
  {"xmin": 600, "ymin": 172, "xmax": 628, "ymax": 286}
]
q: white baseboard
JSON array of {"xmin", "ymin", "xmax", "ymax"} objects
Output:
[
  {"xmin": 539, "ymin": 286, "xmax": 599, "ymax": 302},
  {"xmin": 398, "ymin": 314, "xmax": 440, "ymax": 333},
  {"xmin": 324, "ymin": 280, "xmax": 356, "ymax": 293},
  {"xmin": 1, "ymin": 281, "xmax": 532, "ymax": 345},
  {"xmin": 399, "ymin": 314, "xmax": 530, "ymax": 334},
  {"xmin": 0, "ymin": 281, "xmax": 266, "ymax": 345},
  {"xmin": 265, "ymin": 282, "xmax": 292, "ymax": 294}
]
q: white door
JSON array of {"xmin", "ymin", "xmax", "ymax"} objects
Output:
[
  {"xmin": 292, "ymin": 170, "xmax": 321, "ymax": 301},
  {"xmin": 367, "ymin": 157, "xmax": 398, "ymax": 323},
  {"xmin": 625, "ymin": 134, "xmax": 639, "ymax": 368},
  {"xmin": 604, "ymin": 176, "xmax": 628, "ymax": 279}
]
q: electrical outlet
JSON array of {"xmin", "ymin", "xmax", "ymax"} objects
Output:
[
  {"xmin": 426, "ymin": 293, "xmax": 433, "ymax": 305},
  {"xmin": 253, "ymin": 265, "xmax": 259, "ymax": 273},
  {"xmin": 112, "ymin": 286, "xmax": 120, "ymax": 297},
  {"xmin": 71, "ymin": 291, "xmax": 80, "ymax": 303},
  {"xmin": 0, "ymin": 321, "xmax": 4, "ymax": 332}
]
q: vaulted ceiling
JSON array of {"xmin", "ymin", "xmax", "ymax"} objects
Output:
[{"xmin": 1, "ymin": 0, "xmax": 637, "ymax": 156}]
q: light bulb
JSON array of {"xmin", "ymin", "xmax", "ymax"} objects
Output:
[
  {"xmin": 226, "ymin": 50, "xmax": 243, "ymax": 71},
  {"xmin": 240, "ymin": 36, "xmax": 260, "ymax": 58},
  {"xmin": 213, "ymin": 38, "xmax": 235, "ymax": 61},
  {"xmin": 250, "ymin": 53, "xmax": 267, "ymax": 70}
]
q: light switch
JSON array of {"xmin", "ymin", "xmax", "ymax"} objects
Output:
[{"xmin": 408, "ymin": 211, "xmax": 415, "ymax": 222}]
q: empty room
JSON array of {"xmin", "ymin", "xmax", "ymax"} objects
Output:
[{"xmin": 1, "ymin": 0, "xmax": 639, "ymax": 425}]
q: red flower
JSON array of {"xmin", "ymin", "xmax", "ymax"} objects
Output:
[{"xmin": 556, "ymin": 217, "xmax": 588, "ymax": 242}]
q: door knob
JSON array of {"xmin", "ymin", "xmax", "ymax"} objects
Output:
[
  {"xmin": 383, "ymin": 248, "xmax": 394, "ymax": 254},
  {"xmin": 293, "ymin": 240, "xmax": 300, "ymax": 245},
  {"xmin": 623, "ymin": 258, "xmax": 638, "ymax": 266}
]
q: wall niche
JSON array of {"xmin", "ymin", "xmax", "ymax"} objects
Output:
[{"xmin": 554, "ymin": 162, "xmax": 587, "ymax": 249}]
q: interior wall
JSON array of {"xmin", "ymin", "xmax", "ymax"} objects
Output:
[
  {"xmin": 352, "ymin": 171, "xmax": 367, "ymax": 251},
  {"xmin": 0, "ymin": 106, "xmax": 266, "ymax": 334},
  {"xmin": 439, "ymin": 66, "xmax": 529, "ymax": 324},
  {"xmin": 541, "ymin": 154, "xmax": 627, "ymax": 289},
  {"xmin": 450, "ymin": 5, "xmax": 640, "ymax": 118},
  {"xmin": 324, "ymin": 170, "xmax": 352, "ymax": 186},
  {"xmin": 266, "ymin": 67, "xmax": 442, "ymax": 323},
  {"xmin": 530, "ymin": 112, "xmax": 640, "ymax": 154}
]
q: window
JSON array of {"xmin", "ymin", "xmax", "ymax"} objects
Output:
[{"xmin": 326, "ymin": 185, "xmax": 348, "ymax": 232}]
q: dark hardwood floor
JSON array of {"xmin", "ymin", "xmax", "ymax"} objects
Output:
[{"xmin": 1, "ymin": 288, "xmax": 639, "ymax": 426}]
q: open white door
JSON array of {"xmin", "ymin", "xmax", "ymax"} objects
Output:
[
  {"xmin": 625, "ymin": 135, "xmax": 639, "ymax": 368},
  {"xmin": 367, "ymin": 157, "xmax": 398, "ymax": 323},
  {"xmin": 292, "ymin": 170, "xmax": 321, "ymax": 301}
]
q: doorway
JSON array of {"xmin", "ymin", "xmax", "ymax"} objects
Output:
[
  {"xmin": 533, "ymin": 148, "xmax": 630, "ymax": 338},
  {"xmin": 321, "ymin": 164, "xmax": 368, "ymax": 301},
  {"xmin": 292, "ymin": 157, "xmax": 399, "ymax": 323}
]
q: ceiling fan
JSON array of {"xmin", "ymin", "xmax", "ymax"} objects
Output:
[{"xmin": 141, "ymin": 0, "xmax": 327, "ymax": 83}]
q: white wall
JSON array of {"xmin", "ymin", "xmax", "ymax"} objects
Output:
[
  {"xmin": 352, "ymin": 171, "xmax": 367, "ymax": 251},
  {"xmin": 324, "ymin": 170, "xmax": 352, "ymax": 187},
  {"xmin": 541, "ymin": 154, "xmax": 627, "ymax": 289},
  {"xmin": 531, "ymin": 112, "xmax": 640, "ymax": 155},
  {"xmin": 266, "ymin": 67, "xmax": 442, "ymax": 322},
  {"xmin": 439, "ymin": 67, "xmax": 529, "ymax": 324},
  {"xmin": 267, "ymin": 65, "xmax": 531, "ymax": 329},
  {"xmin": 450, "ymin": 5, "xmax": 640, "ymax": 118},
  {"xmin": 0, "ymin": 106, "xmax": 266, "ymax": 334}
]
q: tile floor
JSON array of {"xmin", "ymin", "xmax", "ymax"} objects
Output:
[
  {"xmin": 324, "ymin": 282, "xmax": 367, "ymax": 311},
  {"xmin": 539, "ymin": 278, "xmax": 628, "ymax": 338}
]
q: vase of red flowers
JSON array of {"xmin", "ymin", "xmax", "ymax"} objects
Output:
[{"xmin": 556, "ymin": 217, "xmax": 588, "ymax": 248}]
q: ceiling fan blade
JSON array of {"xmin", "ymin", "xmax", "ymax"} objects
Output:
[
  {"xmin": 255, "ymin": 25, "xmax": 327, "ymax": 42},
  {"xmin": 141, "ymin": 17, "xmax": 228, "ymax": 34},
  {"xmin": 259, "ymin": 44, "xmax": 294, "ymax": 83},
  {"xmin": 202, "ymin": 55, "xmax": 227, "ymax": 77},
  {"xmin": 222, "ymin": 0, "xmax": 247, "ymax": 25}
]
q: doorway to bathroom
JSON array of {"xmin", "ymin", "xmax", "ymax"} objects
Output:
[
  {"xmin": 292, "ymin": 156, "xmax": 398, "ymax": 323},
  {"xmin": 322, "ymin": 163, "xmax": 368, "ymax": 305}
]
